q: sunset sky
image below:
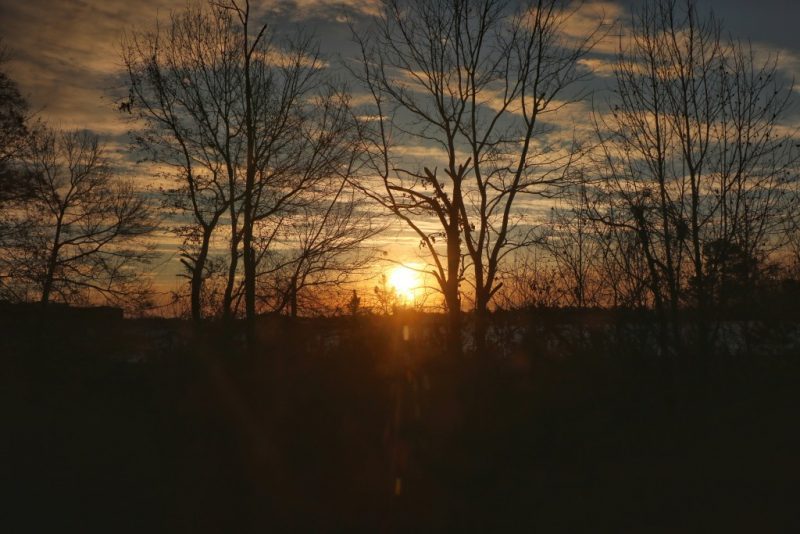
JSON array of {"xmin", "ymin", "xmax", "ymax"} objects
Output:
[{"xmin": 2, "ymin": 0, "xmax": 800, "ymax": 296}]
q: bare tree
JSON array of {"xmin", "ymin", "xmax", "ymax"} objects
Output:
[
  {"xmin": 0, "ymin": 41, "xmax": 35, "ymax": 300},
  {"xmin": 593, "ymin": 217, "xmax": 652, "ymax": 310},
  {"xmin": 591, "ymin": 0, "xmax": 798, "ymax": 346},
  {"xmin": 0, "ymin": 38, "xmax": 34, "ymax": 206},
  {"xmin": 495, "ymin": 249, "xmax": 561, "ymax": 310},
  {"xmin": 256, "ymin": 176, "xmax": 384, "ymax": 317},
  {"xmin": 0, "ymin": 128, "xmax": 154, "ymax": 309},
  {"xmin": 352, "ymin": 0, "xmax": 602, "ymax": 355},
  {"xmin": 541, "ymin": 185, "xmax": 605, "ymax": 307},
  {"xmin": 122, "ymin": 4, "xmax": 242, "ymax": 322},
  {"xmin": 123, "ymin": 1, "xmax": 358, "ymax": 337}
]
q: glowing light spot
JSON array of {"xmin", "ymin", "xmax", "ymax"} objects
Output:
[{"xmin": 388, "ymin": 265, "xmax": 420, "ymax": 303}]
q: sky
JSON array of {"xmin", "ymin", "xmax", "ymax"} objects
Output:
[{"xmin": 2, "ymin": 0, "xmax": 800, "ymax": 299}]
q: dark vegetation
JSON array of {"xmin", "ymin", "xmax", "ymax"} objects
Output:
[{"xmin": 3, "ymin": 306, "xmax": 799, "ymax": 532}]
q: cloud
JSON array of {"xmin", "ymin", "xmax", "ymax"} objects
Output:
[
  {"xmin": 0, "ymin": 0, "xmax": 371, "ymax": 135},
  {"xmin": 749, "ymin": 41, "xmax": 800, "ymax": 92},
  {"xmin": 1, "ymin": 0, "xmax": 178, "ymax": 134},
  {"xmin": 266, "ymin": 0, "xmax": 380, "ymax": 19},
  {"xmin": 578, "ymin": 56, "xmax": 616, "ymax": 78},
  {"xmin": 556, "ymin": 0, "xmax": 627, "ymax": 55}
]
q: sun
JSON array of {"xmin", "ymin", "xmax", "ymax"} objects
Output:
[{"xmin": 388, "ymin": 265, "xmax": 420, "ymax": 303}]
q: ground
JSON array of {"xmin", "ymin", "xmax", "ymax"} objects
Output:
[{"xmin": 2, "ymin": 311, "xmax": 799, "ymax": 532}]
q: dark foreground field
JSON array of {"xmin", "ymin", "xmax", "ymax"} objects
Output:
[{"xmin": 2, "ymin": 311, "xmax": 799, "ymax": 532}]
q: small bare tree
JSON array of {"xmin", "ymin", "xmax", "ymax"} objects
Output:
[
  {"xmin": 1, "ymin": 129, "xmax": 154, "ymax": 309},
  {"xmin": 495, "ymin": 249, "xmax": 561, "ymax": 310},
  {"xmin": 541, "ymin": 185, "xmax": 605, "ymax": 307},
  {"xmin": 256, "ymin": 177, "xmax": 384, "ymax": 317}
]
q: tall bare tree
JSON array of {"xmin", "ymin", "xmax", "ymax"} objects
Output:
[
  {"xmin": 123, "ymin": 1, "xmax": 361, "ymax": 337},
  {"xmin": 591, "ymin": 0, "xmax": 798, "ymax": 347},
  {"xmin": 352, "ymin": 0, "xmax": 602, "ymax": 354},
  {"xmin": 122, "ymin": 3, "xmax": 243, "ymax": 321}
]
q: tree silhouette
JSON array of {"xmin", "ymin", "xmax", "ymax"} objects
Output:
[
  {"xmin": 589, "ymin": 0, "xmax": 799, "ymax": 348},
  {"xmin": 256, "ymin": 174, "xmax": 384, "ymax": 318},
  {"xmin": 123, "ymin": 1, "xmax": 368, "ymax": 335},
  {"xmin": 1, "ymin": 129, "xmax": 154, "ymax": 309},
  {"xmin": 352, "ymin": 0, "xmax": 603, "ymax": 354},
  {"xmin": 0, "ymin": 38, "xmax": 34, "ymax": 206}
]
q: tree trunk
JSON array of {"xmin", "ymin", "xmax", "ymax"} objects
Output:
[
  {"xmin": 474, "ymin": 289, "xmax": 489, "ymax": 356},
  {"xmin": 222, "ymin": 229, "xmax": 240, "ymax": 320},
  {"xmin": 445, "ymin": 285, "xmax": 461, "ymax": 359},
  {"xmin": 40, "ymin": 263, "xmax": 55, "ymax": 308},
  {"xmin": 190, "ymin": 228, "xmax": 213, "ymax": 324},
  {"xmin": 243, "ymin": 210, "xmax": 255, "ymax": 344},
  {"xmin": 41, "ymin": 218, "xmax": 64, "ymax": 308},
  {"xmin": 445, "ymin": 221, "xmax": 462, "ymax": 359},
  {"xmin": 41, "ymin": 247, "xmax": 58, "ymax": 308}
]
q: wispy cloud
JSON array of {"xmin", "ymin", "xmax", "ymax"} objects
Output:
[
  {"xmin": 558, "ymin": 0, "xmax": 626, "ymax": 55},
  {"xmin": 0, "ymin": 0, "xmax": 370, "ymax": 135}
]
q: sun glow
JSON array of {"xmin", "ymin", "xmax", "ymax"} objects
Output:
[{"xmin": 388, "ymin": 265, "xmax": 420, "ymax": 303}]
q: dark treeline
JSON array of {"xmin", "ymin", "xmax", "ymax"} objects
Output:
[{"xmin": 3, "ymin": 306, "xmax": 799, "ymax": 531}]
